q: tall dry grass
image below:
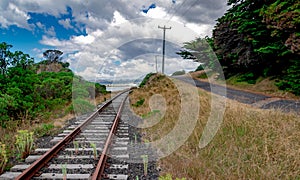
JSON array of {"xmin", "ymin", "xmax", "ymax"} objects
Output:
[{"xmin": 130, "ymin": 74, "xmax": 300, "ymax": 179}]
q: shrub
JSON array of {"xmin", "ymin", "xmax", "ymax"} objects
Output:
[
  {"xmin": 139, "ymin": 73, "xmax": 155, "ymax": 87},
  {"xmin": 73, "ymin": 98, "xmax": 94, "ymax": 115},
  {"xmin": 34, "ymin": 123, "xmax": 55, "ymax": 137},
  {"xmin": 132, "ymin": 98, "xmax": 145, "ymax": 107}
]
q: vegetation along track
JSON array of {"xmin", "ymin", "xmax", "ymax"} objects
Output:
[{"xmin": 1, "ymin": 90, "xmax": 131, "ymax": 179}]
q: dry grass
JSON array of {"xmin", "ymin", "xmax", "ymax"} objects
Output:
[{"xmin": 130, "ymin": 74, "xmax": 300, "ymax": 179}]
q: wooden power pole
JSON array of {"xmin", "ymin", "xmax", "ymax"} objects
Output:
[{"xmin": 158, "ymin": 25, "xmax": 171, "ymax": 74}]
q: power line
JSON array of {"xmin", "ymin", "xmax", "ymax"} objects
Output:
[
  {"xmin": 165, "ymin": 0, "xmax": 188, "ymax": 24},
  {"xmin": 180, "ymin": 0, "xmax": 200, "ymax": 18},
  {"xmin": 165, "ymin": 0, "xmax": 200, "ymax": 24}
]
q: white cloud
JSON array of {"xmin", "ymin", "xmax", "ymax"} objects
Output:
[
  {"xmin": 58, "ymin": 18, "xmax": 74, "ymax": 29},
  {"xmin": 0, "ymin": 2, "xmax": 32, "ymax": 29},
  {"xmin": 111, "ymin": 11, "xmax": 127, "ymax": 26},
  {"xmin": 45, "ymin": 26, "xmax": 56, "ymax": 37},
  {"xmin": 72, "ymin": 34, "xmax": 95, "ymax": 45},
  {"xmin": 40, "ymin": 18, "xmax": 203, "ymax": 80},
  {"xmin": 1, "ymin": 0, "xmax": 228, "ymax": 80}
]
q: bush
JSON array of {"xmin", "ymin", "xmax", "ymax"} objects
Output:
[
  {"xmin": 236, "ymin": 73, "xmax": 257, "ymax": 84},
  {"xmin": 73, "ymin": 98, "xmax": 95, "ymax": 115},
  {"xmin": 34, "ymin": 123, "xmax": 55, "ymax": 137},
  {"xmin": 132, "ymin": 98, "xmax": 145, "ymax": 107},
  {"xmin": 171, "ymin": 70, "xmax": 185, "ymax": 76},
  {"xmin": 276, "ymin": 59, "xmax": 300, "ymax": 95},
  {"xmin": 139, "ymin": 73, "xmax": 155, "ymax": 87}
]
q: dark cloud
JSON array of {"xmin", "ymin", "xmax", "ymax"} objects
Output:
[
  {"xmin": 166, "ymin": 0, "xmax": 228, "ymax": 24},
  {"xmin": 117, "ymin": 38, "xmax": 181, "ymax": 60}
]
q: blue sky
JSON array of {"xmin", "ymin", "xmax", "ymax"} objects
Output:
[{"xmin": 0, "ymin": 0, "xmax": 228, "ymax": 80}]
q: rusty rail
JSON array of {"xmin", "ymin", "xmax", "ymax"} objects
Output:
[
  {"xmin": 15, "ymin": 90, "xmax": 129, "ymax": 180},
  {"xmin": 91, "ymin": 93, "xmax": 128, "ymax": 180}
]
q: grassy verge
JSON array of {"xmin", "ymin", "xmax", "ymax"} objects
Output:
[
  {"xmin": 130, "ymin": 74, "xmax": 300, "ymax": 179},
  {"xmin": 189, "ymin": 71, "xmax": 300, "ymax": 100}
]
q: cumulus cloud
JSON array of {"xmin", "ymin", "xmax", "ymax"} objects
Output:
[
  {"xmin": 58, "ymin": 18, "xmax": 74, "ymax": 29},
  {"xmin": 0, "ymin": 2, "xmax": 32, "ymax": 29},
  {"xmin": 1, "ymin": 0, "xmax": 228, "ymax": 80}
]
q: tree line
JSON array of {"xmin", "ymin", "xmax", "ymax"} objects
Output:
[
  {"xmin": 178, "ymin": 0, "xmax": 300, "ymax": 95},
  {"xmin": 0, "ymin": 42, "xmax": 107, "ymax": 128}
]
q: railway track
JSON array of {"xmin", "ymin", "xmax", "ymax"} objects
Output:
[{"xmin": 1, "ymin": 90, "xmax": 131, "ymax": 180}]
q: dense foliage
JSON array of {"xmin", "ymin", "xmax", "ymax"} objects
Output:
[
  {"xmin": 179, "ymin": 0, "xmax": 300, "ymax": 95},
  {"xmin": 0, "ymin": 42, "xmax": 108, "ymax": 128}
]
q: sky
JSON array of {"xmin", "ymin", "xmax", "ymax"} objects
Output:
[{"xmin": 0, "ymin": 0, "xmax": 229, "ymax": 82}]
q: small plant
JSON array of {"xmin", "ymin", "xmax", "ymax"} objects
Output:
[
  {"xmin": 0, "ymin": 142, "xmax": 8, "ymax": 174},
  {"xmin": 159, "ymin": 174, "xmax": 172, "ymax": 180},
  {"xmin": 15, "ymin": 130, "xmax": 34, "ymax": 160},
  {"xmin": 141, "ymin": 110, "xmax": 160, "ymax": 119},
  {"xmin": 159, "ymin": 174, "xmax": 186, "ymax": 180},
  {"xmin": 134, "ymin": 133, "xmax": 138, "ymax": 144},
  {"xmin": 136, "ymin": 176, "xmax": 139, "ymax": 180},
  {"xmin": 143, "ymin": 139, "xmax": 150, "ymax": 148},
  {"xmin": 141, "ymin": 155, "xmax": 148, "ymax": 176},
  {"xmin": 132, "ymin": 98, "xmax": 145, "ymax": 107},
  {"xmin": 90, "ymin": 142, "xmax": 97, "ymax": 159},
  {"xmin": 73, "ymin": 141, "xmax": 79, "ymax": 155},
  {"xmin": 61, "ymin": 163, "xmax": 67, "ymax": 180}
]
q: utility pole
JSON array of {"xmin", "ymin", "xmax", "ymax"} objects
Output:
[
  {"xmin": 158, "ymin": 25, "xmax": 171, "ymax": 74},
  {"xmin": 155, "ymin": 55, "xmax": 158, "ymax": 73}
]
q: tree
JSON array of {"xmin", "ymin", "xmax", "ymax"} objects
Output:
[
  {"xmin": 11, "ymin": 51, "xmax": 34, "ymax": 70},
  {"xmin": 43, "ymin": 50, "xmax": 63, "ymax": 63},
  {"xmin": 0, "ymin": 42, "xmax": 13, "ymax": 75},
  {"xmin": 260, "ymin": 0, "xmax": 300, "ymax": 55},
  {"xmin": 212, "ymin": 0, "xmax": 300, "ymax": 94},
  {"xmin": 177, "ymin": 37, "xmax": 219, "ymax": 70}
]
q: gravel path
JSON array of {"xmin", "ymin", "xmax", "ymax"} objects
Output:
[{"xmin": 174, "ymin": 76, "xmax": 300, "ymax": 113}]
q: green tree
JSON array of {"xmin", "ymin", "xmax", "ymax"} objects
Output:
[
  {"xmin": 43, "ymin": 49, "xmax": 63, "ymax": 63},
  {"xmin": 11, "ymin": 51, "xmax": 34, "ymax": 70},
  {"xmin": 213, "ymin": 0, "xmax": 299, "ymax": 77},
  {"xmin": 177, "ymin": 37, "xmax": 219, "ymax": 70},
  {"xmin": 0, "ymin": 42, "xmax": 13, "ymax": 75}
]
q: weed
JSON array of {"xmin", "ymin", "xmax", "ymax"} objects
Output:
[
  {"xmin": 15, "ymin": 130, "xmax": 34, "ymax": 160},
  {"xmin": 134, "ymin": 133, "xmax": 138, "ymax": 144},
  {"xmin": 61, "ymin": 163, "xmax": 67, "ymax": 180},
  {"xmin": 143, "ymin": 139, "xmax": 150, "ymax": 148},
  {"xmin": 159, "ymin": 174, "xmax": 172, "ymax": 180},
  {"xmin": 90, "ymin": 142, "xmax": 97, "ymax": 159},
  {"xmin": 0, "ymin": 142, "xmax": 8, "ymax": 174},
  {"xmin": 73, "ymin": 141, "xmax": 79, "ymax": 155},
  {"xmin": 141, "ymin": 155, "xmax": 148, "ymax": 176},
  {"xmin": 141, "ymin": 110, "xmax": 160, "ymax": 119},
  {"xmin": 132, "ymin": 98, "xmax": 145, "ymax": 107}
]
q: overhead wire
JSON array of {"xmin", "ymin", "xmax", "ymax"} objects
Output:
[
  {"xmin": 164, "ymin": 0, "xmax": 200, "ymax": 24},
  {"xmin": 164, "ymin": 0, "xmax": 189, "ymax": 24}
]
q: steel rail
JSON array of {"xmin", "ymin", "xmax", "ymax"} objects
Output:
[
  {"xmin": 91, "ymin": 93, "xmax": 128, "ymax": 180},
  {"xmin": 15, "ymin": 90, "xmax": 129, "ymax": 180}
]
